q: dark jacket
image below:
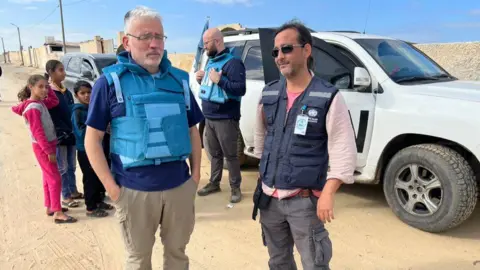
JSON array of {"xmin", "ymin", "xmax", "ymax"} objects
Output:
[
  {"xmin": 71, "ymin": 103, "xmax": 88, "ymax": 151},
  {"xmin": 201, "ymin": 49, "xmax": 246, "ymax": 120},
  {"xmin": 47, "ymin": 84, "xmax": 76, "ymax": 146}
]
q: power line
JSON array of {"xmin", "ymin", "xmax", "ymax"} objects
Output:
[
  {"xmin": 64, "ymin": 0, "xmax": 91, "ymax": 6},
  {"xmin": 27, "ymin": 4, "xmax": 59, "ymax": 29}
]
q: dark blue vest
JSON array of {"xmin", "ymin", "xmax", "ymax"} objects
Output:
[{"xmin": 259, "ymin": 76, "xmax": 337, "ymax": 190}]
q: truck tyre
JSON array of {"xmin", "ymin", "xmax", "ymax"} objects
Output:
[{"xmin": 383, "ymin": 143, "xmax": 478, "ymax": 233}]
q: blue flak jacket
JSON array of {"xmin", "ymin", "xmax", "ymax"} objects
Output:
[
  {"xmin": 260, "ymin": 76, "xmax": 338, "ymax": 191},
  {"xmin": 200, "ymin": 48, "xmax": 246, "ymax": 120},
  {"xmin": 102, "ymin": 51, "xmax": 193, "ymax": 170},
  {"xmin": 199, "ymin": 48, "xmax": 240, "ymax": 103},
  {"xmin": 86, "ymin": 51, "xmax": 204, "ymax": 192}
]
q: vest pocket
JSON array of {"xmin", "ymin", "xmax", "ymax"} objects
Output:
[
  {"xmin": 160, "ymin": 114, "xmax": 192, "ymax": 158},
  {"xmin": 259, "ymin": 152, "xmax": 270, "ymax": 178},
  {"xmin": 288, "ymin": 156, "xmax": 322, "ymax": 188},
  {"xmin": 111, "ymin": 117, "xmax": 149, "ymax": 160},
  {"xmin": 262, "ymin": 95, "xmax": 279, "ymax": 125}
]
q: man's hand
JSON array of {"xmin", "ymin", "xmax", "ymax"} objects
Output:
[
  {"xmin": 195, "ymin": 70, "xmax": 205, "ymax": 84},
  {"xmin": 108, "ymin": 184, "xmax": 122, "ymax": 203},
  {"xmin": 192, "ymin": 172, "xmax": 200, "ymax": 185},
  {"xmin": 317, "ymin": 192, "xmax": 335, "ymax": 223},
  {"xmin": 48, "ymin": 154, "xmax": 57, "ymax": 163},
  {"xmin": 209, "ymin": 69, "xmax": 222, "ymax": 84}
]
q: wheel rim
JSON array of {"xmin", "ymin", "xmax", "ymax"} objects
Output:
[{"xmin": 394, "ymin": 164, "xmax": 443, "ymax": 216}]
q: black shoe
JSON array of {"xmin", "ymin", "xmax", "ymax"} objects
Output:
[
  {"xmin": 197, "ymin": 183, "xmax": 221, "ymax": 196},
  {"xmin": 230, "ymin": 188, "xmax": 242, "ymax": 203}
]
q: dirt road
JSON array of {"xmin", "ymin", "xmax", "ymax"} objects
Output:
[{"xmin": 0, "ymin": 64, "xmax": 479, "ymax": 270}]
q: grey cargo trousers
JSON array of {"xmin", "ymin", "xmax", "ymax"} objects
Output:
[
  {"xmin": 260, "ymin": 194, "xmax": 333, "ymax": 270},
  {"xmin": 204, "ymin": 118, "xmax": 242, "ymax": 188}
]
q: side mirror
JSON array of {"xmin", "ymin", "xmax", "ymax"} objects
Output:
[
  {"xmin": 82, "ymin": 70, "xmax": 93, "ymax": 80},
  {"xmin": 354, "ymin": 67, "xmax": 371, "ymax": 90}
]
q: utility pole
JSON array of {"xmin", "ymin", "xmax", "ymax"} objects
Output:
[
  {"xmin": 10, "ymin": 23, "xmax": 24, "ymax": 66},
  {"xmin": 1, "ymin": 37, "xmax": 6, "ymax": 64},
  {"xmin": 59, "ymin": 0, "xmax": 67, "ymax": 54}
]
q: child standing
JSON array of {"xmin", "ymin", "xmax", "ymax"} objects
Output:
[
  {"xmin": 12, "ymin": 74, "xmax": 77, "ymax": 224},
  {"xmin": 72, "ymin": 81, "xmax": 113, "ymax": 217},
  {"xmin": 45, "ymin": 60, "xmax": 83, "ymax": 208}
]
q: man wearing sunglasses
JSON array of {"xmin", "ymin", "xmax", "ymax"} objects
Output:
[
  {"xmin": 195, "ymin": 28, "xmax": 246, "ymax": 203},
  {"xmin": 253, "ymin": 20, "xmax": 357, "ymax": 269}
]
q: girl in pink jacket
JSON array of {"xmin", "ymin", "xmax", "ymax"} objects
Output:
[{"xmin": 12, "ymin": 74, "xmax": 77, "ymax": 224}]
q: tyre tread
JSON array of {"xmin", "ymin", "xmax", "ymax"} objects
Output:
[{"xmin": 385, "ymin": 143, "xmax": 478, "ymax": 232}]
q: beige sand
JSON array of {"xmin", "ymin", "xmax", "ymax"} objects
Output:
[{"xmin": 0, "ymin": 64, "xmax": 479, "ymax": 270}]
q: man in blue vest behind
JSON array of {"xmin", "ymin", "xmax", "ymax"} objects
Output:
[
  {"xmin": 84, "ymin": 6, "xmax": 203, "ymax": 270},
  {"xmin": 253, "ymin": 21, "xmax": 357, "ymax": 269},
  {"xmin": 195, "ymin": 28, "xmax": 246, "ymax": 203}
]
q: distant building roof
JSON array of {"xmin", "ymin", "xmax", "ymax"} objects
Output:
[{"xmin": 44, "ymin": 40, "xmax": 81, "ymax": 47}]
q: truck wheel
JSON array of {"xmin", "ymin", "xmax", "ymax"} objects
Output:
[{"xmin": 383, "ymin": 144, "xmax": 478, "ymax": 233}]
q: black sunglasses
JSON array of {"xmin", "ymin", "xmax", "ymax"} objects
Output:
[{"xmin": 272, "ymin": 44, "xmax": 305, "ymax": 58}]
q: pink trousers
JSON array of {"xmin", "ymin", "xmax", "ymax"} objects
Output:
[{"xmin": 33, "ymin": 144, "xmax": 62, "ymax": 212}]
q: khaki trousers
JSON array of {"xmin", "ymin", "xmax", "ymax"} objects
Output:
[{"xmin": 114, "ymin": 178, "xmax": 197, "ymax": 270}]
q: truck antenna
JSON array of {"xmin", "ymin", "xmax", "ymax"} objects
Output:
[{"xmin": 363, "ymin": 0, "xmax": 372, "ymax": 34}]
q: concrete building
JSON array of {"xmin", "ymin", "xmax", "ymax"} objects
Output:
[
  {"xmin": 80, "ymin": 36, "xmax": 115, "ymax": 54},
  {"xmin": 44, "ymin": 36, "xmax": 81, "ymax": 53}
]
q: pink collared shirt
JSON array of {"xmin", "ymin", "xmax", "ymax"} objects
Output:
[{"xmin": 254, "ymin": 88, "xmax": 357, "ymax": 199}]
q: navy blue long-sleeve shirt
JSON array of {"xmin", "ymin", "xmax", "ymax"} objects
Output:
[{"xmin": 202, "ymin": 49, "xmax": 246, "ymax": 120}]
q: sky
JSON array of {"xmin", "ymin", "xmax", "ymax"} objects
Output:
[{"xmin": 0, "ymin": 0, "xmax": 479, "ymax": 53}]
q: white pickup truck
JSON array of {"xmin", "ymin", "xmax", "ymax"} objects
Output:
[{"xmin": 189, "ymin": 28, "xmax": 479, "ymax": 233}]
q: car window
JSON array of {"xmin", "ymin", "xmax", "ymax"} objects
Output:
[
  {"xmin": 312, "ymin": 48, "xmax": 351, "ymax": 89},
  {"xmin": 94, "ymin": 58, "xmax": 117, "ymax": 74},
  {"xmin": 225, "ymin": 41, "xmax": 246, "ymax": 59},
  {"xmin": 355, "ymin": 38, "xmax": 449, "ymax": 82},
  {"xmin": 67, "ymin": 57, "xmax": 81, "ymax": 74},
  {"xmin": 244, "ymin": 46, "xmax": 264, "ymax": 81},
  {"xmin": 312, "ymin": 48, "xmax": 348, "ymax": 77},
  {"xmin": 62, "ymin": 56, "xmax": 71, "ymax": 68},
  {"xmin": 81, "ymin": 60, "xmax": 94, "ymax": 75},
  {"xmin": 333, "ymin": 45, "xmax": 363, "ymax": 67}
]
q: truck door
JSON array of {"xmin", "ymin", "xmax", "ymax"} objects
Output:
[{"xmin": 239, "ymin": 39, "xmax": 267, "ymax": 150}]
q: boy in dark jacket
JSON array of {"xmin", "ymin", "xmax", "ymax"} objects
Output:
[{"xmin": 72, "ymin": 81, "xmax": 113, "ymax": 217}]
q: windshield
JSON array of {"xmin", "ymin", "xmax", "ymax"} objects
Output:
[
  {"xmin": 355, "ymin": 39, "xmax": 452, "ymax": 83},
  {"xmin": 94, "ymin": 58, "xmax": 117, "ymax": 74}
]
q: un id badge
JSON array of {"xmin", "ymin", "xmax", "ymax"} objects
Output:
[
  {"xmin": 294, "ymin": 115, "xmax": 309, "ymax": 135},
  {"xmin": 294, "ymin": 105, "xmax": 309, "ymax": 136}
]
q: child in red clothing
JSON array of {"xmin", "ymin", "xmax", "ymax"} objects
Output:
[{"xmin": 12, "ymin": 75, "xmax": 77, "ymax": 224}]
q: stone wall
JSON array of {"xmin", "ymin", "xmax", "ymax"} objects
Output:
[
  {"xmin": 168, "ymin": 53, "xmax": 195, "ymax": 72},
  {"xmin": 7, "ymin": 47, "xmax": 63, "ymax": 69},
  {"xmin": 414, "ymin": 42, "xmax": 480, "ymax": 81}
]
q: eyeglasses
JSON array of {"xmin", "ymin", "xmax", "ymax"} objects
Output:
[
  {"xmin": 127, "ymin": 33, "xmax": 167, "ymax": 42},
  {"xmin": 272, "ymin": 44, "xmax": 305, "ymax": 58}
]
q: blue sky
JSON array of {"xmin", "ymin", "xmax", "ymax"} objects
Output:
[{"xmin": 0, "ymin": 0, "xmax": 479, "ymax": 53}]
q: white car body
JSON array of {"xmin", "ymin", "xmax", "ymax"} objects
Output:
[{"xmin": 189, "ymin": 28, "xmax": 479, "ymax": 232}]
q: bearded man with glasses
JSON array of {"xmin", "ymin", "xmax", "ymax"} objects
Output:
[
  {"xmin": 252, "ymin": 20, "xmax": 357, "ymax": 270},
  {"xmin": 195, "ymin": 28, "xmax": 247, "ymax": 204},
  {"xmin": 85, "ymin": 6, "xmax": 204, "ymax": 270}
]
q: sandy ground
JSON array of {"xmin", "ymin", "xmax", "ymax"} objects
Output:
[{"xmin": 0, "ymin": 64, "xmax": 479, "ymax": 270}]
